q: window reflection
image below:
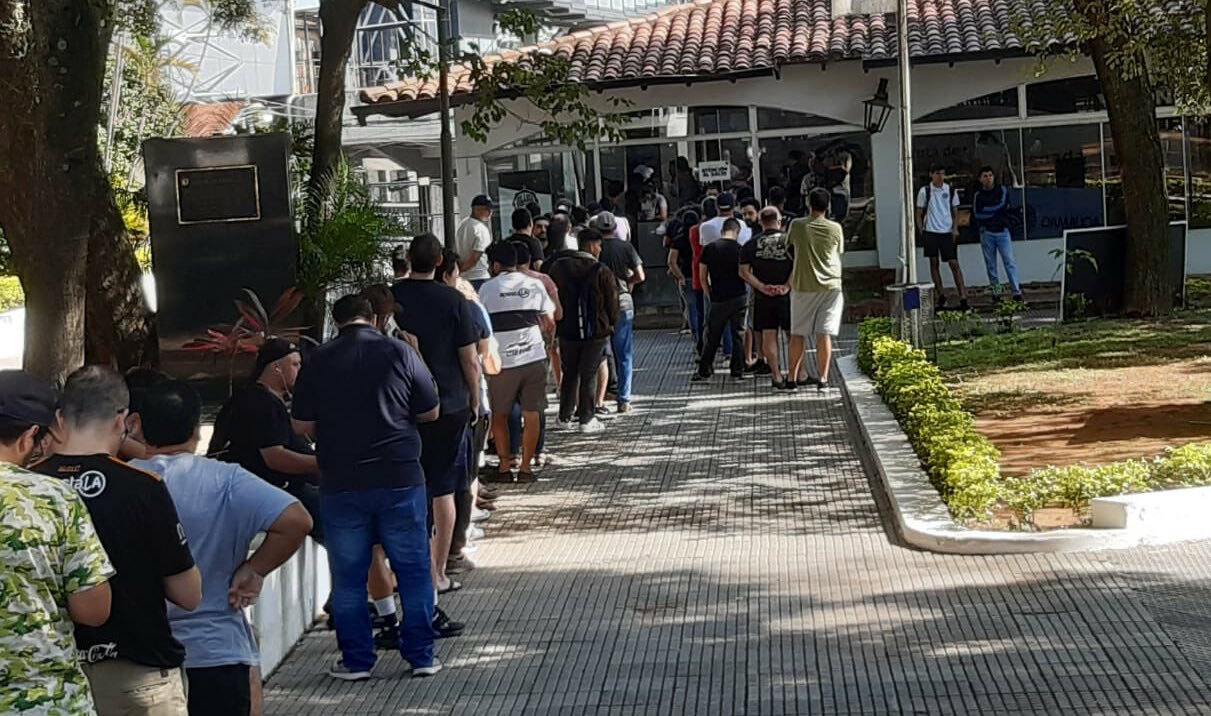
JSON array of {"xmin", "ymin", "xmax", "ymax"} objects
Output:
[
  {"xmin": 912, "ymin": 130, "xmax": 1025, "ymax": 243},
  {"xmin": 1104, "ymin": 118, "xmax": 1186, "ymax": 225},
  {"xmin": 1023, "ymin": 125, "xmax": 1105, "ymax": 239}
]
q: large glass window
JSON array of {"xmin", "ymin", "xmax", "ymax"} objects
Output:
[
  {"xmin": 1104, "ymin": 118, "xmax": 1186, "ymax": 225},
  {"xmin": 756, "ymin": 108, "xmax": 839, "ymax": 130},
  {"xmin": 1188, "ymin": 118, "xmax": 1211, "ymax": 229},
  {"xmin": 484, "ymin": 150, "xmax": 585, "ymax": 234},
  {"xmin": 1026, "ymin": 76, "xmax": 1105, "ymax": 115},
  {"xmin": 691, "ymin": 106, "xmax": 749, "ymax": 134},
  {"xmin": 692, "ymin": 136, "xmax": 754, "ymax": 192},
  {"xmin": 919, "ymin": 89, "xmax": 1020, "ymax": 123},
  {"xmin": 912, "ymin": 129, "xmax": 1025, "ymax": 243},
  {"xmin": 759, "ymin": 132, "xmax": 875, "ymax": 251},
  {"xmin": 1023, "ymin": 125, "xmax": 1105, "ymax": 239}
]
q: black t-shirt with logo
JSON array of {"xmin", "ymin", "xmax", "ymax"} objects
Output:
[
  {"xmin": 211, "ymin": 383, "xmax": 315, "ymax": 488},
  {"xmin": 32, "ymin": 454, "xmax": 195, "ymax": 668},
  {"xmin": 700, "ymin": 239, "xmax": 748, "ymax": 302},
  {"xmin": 740, "ymin": 230, "xmax": 794, "ymax": 287}
]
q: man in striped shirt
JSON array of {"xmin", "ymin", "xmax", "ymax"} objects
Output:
[{"xmin": 478, "ymin": 242, "xmax": 556, "ymax": 484}]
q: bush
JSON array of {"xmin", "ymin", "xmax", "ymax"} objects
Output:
[
  {"xmin": 862, "ymin": 326, "xmax": 1003, "ymax": 520},
  {"xmin": 855, "ymin": 317, "xmax": 1211, "ymax": 527},
  {"xmin": 0, "ymin": 275, "xmax": 23, "ymax": 311}
]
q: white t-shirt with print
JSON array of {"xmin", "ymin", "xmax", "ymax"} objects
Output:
[
  {"xmin": 454, "ymin": 216, "xmax": 494, "ymax": 281},
  {"xmin": 478, "ymin": 271, "xmax": 555, "ymax": 370},
  {"xmin": 916, "ymin": 183, "xmax": 961, "ymax": 233}
]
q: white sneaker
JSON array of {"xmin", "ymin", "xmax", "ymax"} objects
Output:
[
  {"xmin": 554, "ymin": 418, "xmax": 575, "ymax": 431},
  {"xmin": 329, "ymin": 658, "xmax": 372, "ymax": 681},
  {"xmin": 411, "ymin": 658, "xmax": 443, "ymax": 678},
  {"xmin": 466, "ymin": 524, "xmax": 485, "ymax": 541},
  {"xmin": 580, "ymin": 418, "xmax": 606, "ymax": 434},
  {"xmin": 470, "ymin": 508, "xmax": 492, "ymax": 523}
]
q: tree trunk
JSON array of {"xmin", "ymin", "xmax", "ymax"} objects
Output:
[
  {"xmin": 309, "ymin": 0, "xmax": 364, "ymax": 209},
  {"xmin": 0, "ymin": 0, "xmax": 113, "ymax": 383},
  {"xmin": 1088, "ymin": 35, "xmax": 1172, "ymax": 315},
  {"xmin": 86, "ymin": 208, "xmax": 154, "ymax": 369}
]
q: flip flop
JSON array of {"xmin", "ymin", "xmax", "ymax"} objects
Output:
[{"xmin": 437, "ymin": 579, "xmax": 463, "ymax": 595}]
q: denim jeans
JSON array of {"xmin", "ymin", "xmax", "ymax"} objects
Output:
[
  {"xmin": 979, "ymin": 229, "xmax": 1021, "ymax": 296},
  {"xmin": 321, "ymin": 485, "xmax": 437, "ymax": 672},
  {"xmin": 683, "ymin": 285, "xmax": 705, "ymax": 355},
  {"xmin": 508, "ymin": 399, "xmax": 546, "ymax": 455},
  {"xmin": 699, "ymin": 294, "xmax": 747, "ymax": 377},
  {"xmin": 611, "ymin": 309, "xmax": 635, "ymax": 405}
]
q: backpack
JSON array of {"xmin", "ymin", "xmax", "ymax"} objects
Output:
[{"xmin": 562, "ymin": 262, "xmax": 604, "ymax": 340}]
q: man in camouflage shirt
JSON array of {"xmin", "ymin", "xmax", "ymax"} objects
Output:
[{"xmin": 0, "ymin": 371, "xmax": 115, "ymax": 715}]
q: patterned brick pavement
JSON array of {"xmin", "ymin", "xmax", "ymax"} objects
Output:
[{"xmin": 265, "ymin": 330, "xmax": 1211, "ymax": 715}]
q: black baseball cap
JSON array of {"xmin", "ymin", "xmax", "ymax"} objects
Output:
[
  {"xmin": 253, "ymin": 338, "xmax": 300, "ymax": 379},
  {"xmin": 471, "ymin": 195, "xmax": 494, "ymax": 208},
  {"xmin": 716, "ymin": 192, "xmax": 736, "ymax": 210},
  {"xmin": 0, "ymin": 370, "xmax": 57, "ymax": 427}
]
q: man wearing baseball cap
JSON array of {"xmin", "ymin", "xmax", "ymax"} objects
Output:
[
  {"xmin": 0, "ymin": 370, "xmax": 115, "ymax": 715},
  {"xmin": 697, "ymin": 192, "xmax": 753, "ymax": 247},
  {"xmin": 455, "ymin": 195, "xmax": 495, "ymax": 288}
]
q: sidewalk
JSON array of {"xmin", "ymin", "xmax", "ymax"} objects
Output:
[{"xmin": 265, "ymin": 330, "xmax": 1211, "ymax": 715}]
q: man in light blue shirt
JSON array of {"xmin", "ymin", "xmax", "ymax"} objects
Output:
[{"xmin": 134, "ymin": 379, "xmax": 312, "ymax": 716}]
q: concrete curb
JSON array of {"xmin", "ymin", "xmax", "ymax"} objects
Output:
[{"xmin": 837, "ymin": 355, "xmax": 1186, "ymax": 554}]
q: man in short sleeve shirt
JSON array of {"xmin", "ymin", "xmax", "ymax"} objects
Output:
[
  {"xmin": 455, "ymin": 195, "xmax": 495, "ymax": 288},
  {"xmin": 134, "ymin": 380, "xmax": 312, "ymax": 715},
  {"xmin": 478, "ymin": 243, "xmax": 555, "ymax": 482},
  {"xmin": 915, "ymin": 163, "xmax": 969, "ymax": 311},
  {"xmin": 33, "ymin": 367, "xmax": 201, "ymax": 716},
  {"xmin": 393, "ymin": 233, "xmax": 481, "ymax": 593},
  {"xmin": 593, "ymin": 211, "xmax": 645, "ymax": 413},
  {"xmin": 0, "ymin": 370, "xmax": 114, "ymax": 716},
  {"xmin": 291, "ymin": 294, "xmax": 444, "ymax": 681}
]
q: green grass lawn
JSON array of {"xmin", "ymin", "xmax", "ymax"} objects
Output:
[{"xmin": 936, "ymin": 309, "xmax": 1211, "ymax": 378}]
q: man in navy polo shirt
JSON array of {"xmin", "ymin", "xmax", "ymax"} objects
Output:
[{"xmin": 291, "ymin": 294, "xmax": 444, "ymax": 681}]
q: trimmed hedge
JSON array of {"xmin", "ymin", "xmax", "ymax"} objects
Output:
[
  {"xmin": 0, "ymin": 275, "xmax": 23, "ymax": 312},
  {"xmin": 857, "ymin": 318, "xmax": 1211, "ymax": 527}
]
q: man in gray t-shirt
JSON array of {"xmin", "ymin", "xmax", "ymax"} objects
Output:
[{"xmin": 134, "ymin": 379, "xmax": 311, "ymax": 716}]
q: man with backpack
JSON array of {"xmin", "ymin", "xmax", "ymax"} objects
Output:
[
  {"xmin": 915, "ymin": 164, "xmax": 969, "ymax": 312},
  {"xmin": 546, "ymin": 229, "xmax": 620, "ymax": 434},
  {"xmin": 973, "ymin": 165, "xmax": 1024, "ymax": 302}
]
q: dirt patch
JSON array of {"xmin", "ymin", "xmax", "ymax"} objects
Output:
[{"xmin": 951, "ymin": 360, "xmax": 1211, "ymax": 477}]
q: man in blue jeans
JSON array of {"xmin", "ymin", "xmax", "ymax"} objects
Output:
[
  {"xmin": 973, "ymin": 165, "xmax": 1023, "ymax": 302},
  {"xmin": 593, "ymin": 211, "xmax": 644, "ymax": 413},
  {"xmin": 292, "ymin": 294, "xmax": 443, "ymax": 681}
]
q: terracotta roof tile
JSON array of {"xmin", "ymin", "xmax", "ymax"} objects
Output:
[
  {"xmin": 182, "ymin": 101, "xmax": 245, "ymax": 137},
  {"xmin": 359, "ymin": 0, "xmax": 1058, "ymax": 108}
]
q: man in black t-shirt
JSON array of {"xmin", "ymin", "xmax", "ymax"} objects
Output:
[
  {"xmin": 210, "ymin": 339, "xmax": 323, "ymax": 545},
  {"xmin": 507, "ymin": 208, "xmax": 546, "ymax": 270},
  {"xmin": 33, "ymin": 366, "xmax": 200, "ymax": 716},
  {"xmin": 741, "ymin": 207, "xmax": 795, "ymax": 388},
  {"xmin": 393, "ymin": 233, "xmax": 481, "ymax": 594},
  {"xmin": 594, "ymin": 211, "xmax": 645, "ymax": 413},
  {"xmin": 694, "ymin": 218, "xmax": 749, "ymax": 381}
]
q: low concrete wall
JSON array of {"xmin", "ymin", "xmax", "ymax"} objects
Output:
[{"xmin": 250, "ymin": 538, "xmax": 328, "ymax": 678}]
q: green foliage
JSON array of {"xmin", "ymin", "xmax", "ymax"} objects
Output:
[
  {"xmin": 0, "ymin": 275, "xmax": 23, "ymax": 311},
  {"xmin": 298, "ymin": 157, "xmax": 395, "ymax": 297},
  {"xmin": 1016, "ymin": 0, "xmax": 1207, "ymax": 113},
  {"xmin": 859, "ymin": 322, "xmax": 1211, "ymax": 526},
  {"xmin": 393, "ymin": 9, "xmax": 630, "ymax": 150},
  {"xmin": 993, "ymin": 298, "xmax": 1028, "ymax": 332},
  {"xmin": 117, "ymin": 0, "xmax": 266, "ymax": 40},
  {"xmin": 862, "ymin": 330, "xmax": 1003, "ymax": 520},
  {"xmin": 1187, "ymin": 277, "xmax": 1211, "ymax": 309},
  {"xmin": 101, "ymin": 34, "xmax": 187, "ymax": 186},
  {"xmin": 856, "ymin": 317, "xmax": 895, "ymax": 373}
]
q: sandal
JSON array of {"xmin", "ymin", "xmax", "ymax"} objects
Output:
[
  {"xmin": 515, "ymin": 471, "xmax": 537, "ymax": 484},
  {"xmin": 437, "ymin": 579, "xmax": 463, "ymax": 595}
]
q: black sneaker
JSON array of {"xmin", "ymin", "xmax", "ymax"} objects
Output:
[
  {"xmin": 1012, "ymin": 294, "xmax": 1025, "ymax": 303},
  {"xmin": 691, "ymin": 372, "xmax": 711, "ymax": 382},
  {"xmin": 959, "ymin": 299, "xmax": 971, "ymax": 312},
  {"xmin": 730, "ymin": 372, "xmax": 751, "ymax": 381},
  {"xmin": 594, "ymin": 405, "xmax": 615, "ymax": 421},
  {"xmin": 743, "ymin": 362, "xmax": 761, "ymax": 374},
  {"xmin": 374, "ymin": 624, "xmax": 399, "ymax": 650},
  {"xmin": 796, "ymin": 377, "xmax": 819, "ymax": 388},
  {"xmin": 754, "ymin": 362, "xmax": 773, "ymax": 376},
  {"xmin": 433, "ymin": 607, "xmax": 465, "ymax": 638}
]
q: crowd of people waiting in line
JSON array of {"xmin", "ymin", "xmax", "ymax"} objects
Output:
[{"xmin": 0, "ymin": 174, "xmax": 856, "ymax": 716}]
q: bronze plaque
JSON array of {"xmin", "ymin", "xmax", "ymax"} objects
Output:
[{"xmin": 175, "ymin": 165, "xmax": 261, "ymax": 224}]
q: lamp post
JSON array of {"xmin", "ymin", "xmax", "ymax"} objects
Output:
[
  {"xmin": 411, "ymin": 0, "xmax": 457, "ymax": 248},
  {"xmin": 895, "ymin": 0, "xmax": 917, "ymax": 294}
]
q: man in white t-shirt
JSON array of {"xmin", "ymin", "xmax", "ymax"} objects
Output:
[
  {"xmin": 478, "ymin": 242, "xmax": 556, "ymax": 484},
  {"xmin": 698, "ymin": 192, "xmax": 753, "ymax": 247},
  {"xmin": 915, "ymin": 164, "xmax": 969, "ymax": 311},
  {"xmin": 455, "ymin": 195, "xmax": 495, "ymax": 288}
]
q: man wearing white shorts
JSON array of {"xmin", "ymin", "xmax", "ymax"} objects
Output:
[{"xmin": 785, "ymin": 187, "xmax": 845, "ymax": 391}]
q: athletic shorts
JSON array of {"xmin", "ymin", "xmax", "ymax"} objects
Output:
[
  {"xmin": 753, "ymin": 294, "xmax": 791, "ymax": 332},
  {"xmin": 185, "ymin": 664, "xmax": 250, "ymax": 716},
  {"xmin": 790, "ymin": 289, "xmax": 844, "ymax": 337},
  {"xmin": 744, "ymin": 288, "xmax": 755, "ymax": 330},
  {"xmin": 419, "ymin": 410, "xmax": 471, "ymax": 497},
  {"xmin": 488, "ymin": 360, "xmax": 548, "ymax": 414},
  {"xmin": 922, "ymin": 231, "xmax": 957, "ymax": 261}
]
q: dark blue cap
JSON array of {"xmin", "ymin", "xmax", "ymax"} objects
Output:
[{"xmin": 0, "ymin": 370, "xmax": 57, "ymax": 427}]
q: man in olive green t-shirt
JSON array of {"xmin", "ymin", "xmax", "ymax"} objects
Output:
[{"xmin": 784, "ymin": 187, "xmax": 844, "ymax": 391}]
